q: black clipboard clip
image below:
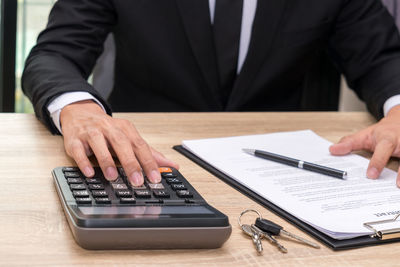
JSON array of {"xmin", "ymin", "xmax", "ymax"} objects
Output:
[{"xmin": 364, "ymin": 214, "xmax": 400, "ymax": 240}]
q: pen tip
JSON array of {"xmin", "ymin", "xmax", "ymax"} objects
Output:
[{"xmin": 242, "ymin": 148, "xmax": 255, "ymax": 155}]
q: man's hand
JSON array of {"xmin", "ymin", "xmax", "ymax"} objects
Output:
[
  {"xmin": 330, "ymin": 106, "xmax": 400, "ymax": 187},
  {"xmin": 60, "ymin": 100, "xmax": 179, "ymax": 186}
]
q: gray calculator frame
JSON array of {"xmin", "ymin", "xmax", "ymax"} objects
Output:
[{"xmin": 53, "ymin": 167, "xmax": 232, "ymax": 249}]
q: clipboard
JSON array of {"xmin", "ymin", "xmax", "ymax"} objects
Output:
[{"xmin": 174, "ymin": 145, "xmax": 400, "ymax": 250}]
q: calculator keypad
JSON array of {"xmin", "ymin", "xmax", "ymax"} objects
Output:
[
  {"xmin": 67, "ymin": 178, "xmax": 83, "ymax": 184},
  {"xmin": 116, "ymin": 190, "xmax": 132, "ymax": 197},
  {"xmin": 61, "ymin": 167, "xmax": 199, "ymax": 206},
  {"xmin": 86, "ymin": 178, "xmax": 102, "ymax": 184},
  {"xmin": 148, "ymin": 183, "xmax": 165, "ymax": 190},
  {"xmin": 88, "ymin": 184, "xmax": 105, "ymax": 190},
  {"xmin": 70, "ymin": 184, "xmax": 86, "ymax": 190},
  {"xmin": 176, "ymin": 190, "xmax": 193, "ymax": 198},
  {"xmin": 73, "ymin": 190, "xmax": 90, "ymax": 197},
  {"xmin": 134, "ymin": 190, "xmax": 152, "ymax": 198},
  {"xmin": 75, "ymin": 197, "xmax": 92, "ymax": 204},
  {"xmin": 120, "ymin": 197, "xmax": 136, "ymax": 204},
  {"xmin": 95, "ymin": 197, "xmax": 111, "ymax": 204},
  {"xmin": 153, "ymin": 190, "xmax": 170, "ymax": 198}
]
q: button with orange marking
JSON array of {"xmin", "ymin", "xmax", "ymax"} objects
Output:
[{"xmin": 158, "ymin": 167, "xmax": 172, "ymax": 173}]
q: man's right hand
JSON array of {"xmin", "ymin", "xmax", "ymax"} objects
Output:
[{"xmin": 59, "ymin": 100, "xmax": 179, "ymax": 186}]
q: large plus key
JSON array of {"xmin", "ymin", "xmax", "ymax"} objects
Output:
[
  {"xmin": 255, "ymin": 218, "xmax": 320, "ymax": 249},
  {"xmin": 241, "ymin": 223, "xmax": 263, "ymax": 254}
]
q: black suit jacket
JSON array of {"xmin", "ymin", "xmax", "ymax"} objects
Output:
[{"xmin": 22, "ymin": 0, "xmax": 400, "ymax": 134}]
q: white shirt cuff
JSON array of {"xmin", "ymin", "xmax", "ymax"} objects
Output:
[
  {"xmin": 383, "ymin": 95, "xmax": 400, "ymax": 116},
  {"xmin": 47, "ymin": 91, "xmax": 106, "ymax": 134}
]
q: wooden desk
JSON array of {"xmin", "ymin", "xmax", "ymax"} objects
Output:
[{"xmin": 0, "ymin": 112, "xmax": 398, "ymax": 266}]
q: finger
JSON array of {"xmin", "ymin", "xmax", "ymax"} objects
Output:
[
  {"xmin": 151, "ymin": 148, "xmax": 180, "ymax": 169},
  {"xmin": 132, "ymin": 138, "xmax": 161, "ymax": 184},
  {"xmin": 65, "ymin": 139, "xmax": 94, "ymax": 177},
  {"xmin": 86, "ymin": 129, "xmax": 118, "ymax": 181},
  {"xmin": 104, "ymin": 130, "xmax": 144, "ymax": 186},
  {"xmin": 125, "ymin": 126, "xmax": 161, "ymax": 184},
  {"xmin": 329, "ymin": 130, "xmax": 371, "ymax": 155},
  {"xmin": 367, "ymin": 139, "xmax": 396, "ymax": 179},
  {"xmin": 82, "ymin": 141, "xmax": 94, "ymax": 157}
]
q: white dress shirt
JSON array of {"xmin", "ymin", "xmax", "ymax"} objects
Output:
[{"xmin": 47, "ymin": 0, "xmax": 400, "ymax": 133}]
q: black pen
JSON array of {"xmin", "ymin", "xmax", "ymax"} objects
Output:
[{"xmin": 242, "ymin": 148, "xmax": 347, "ymax": 180}]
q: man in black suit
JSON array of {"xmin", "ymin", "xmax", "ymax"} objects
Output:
[{"xmin": 22, "ymin": 0, "xmax": 400, "ymax": 187}]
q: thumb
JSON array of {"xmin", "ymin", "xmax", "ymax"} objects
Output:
[
  {"xmin": 329, "ymin": 138, "xmax": 354, "ymax": 155},
  {"xmin": 329, "ymin": 131, "xmax": 368, "ymax": 156},
  {"xmin": 151, "ymin": 148, "xmax": 180, "ymax": 170}
]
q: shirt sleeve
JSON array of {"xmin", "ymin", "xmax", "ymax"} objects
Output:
[{"xmin": 383, "ymin": 94, "xmax": 400, "ymax": 116}]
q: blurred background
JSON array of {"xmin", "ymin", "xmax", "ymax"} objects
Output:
[{"xmin": 15, "ymin": 0, "xmax": 56, "ymax": 113}]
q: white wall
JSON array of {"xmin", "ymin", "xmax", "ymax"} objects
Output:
[{"xmin": 338, "ymin": 77, "xmax": 367, "ymax": 112}]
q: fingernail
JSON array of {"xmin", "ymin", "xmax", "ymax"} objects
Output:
[
  {"xmin": 84, "ymin": 166, "xmax": 94, "ymax": 177},
  {"xmin": 149, "ymin": 170, "xmax": 161, "ymax": 183},
  {"xmin": 129, "ymin": 171, "xmax": 143, "ymax": 186},
  {"xmin": 367, "ymin": 167, "xmax": 379, "ymax": 179},
  {"xmin": 105, "ymin": 167, "xmax": 118, "ymax": 180}
]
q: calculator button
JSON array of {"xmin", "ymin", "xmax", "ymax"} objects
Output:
[
  {"xmin": 130, "ymin": 184, "xmax": 147, "ymax": 190},
  {"xmin": 116, "ymin": 190, "xmax": 133, "ymax": 198},
  {"xmin": 120, "ymin": 197, "xmax": 136, "ymax": 204},
  {"xmin": 92, "ymin": 190, "xmax": 108, "ymax": 197},
  {"xmin": 73, "ymin": 190, "xmax": 90, "ymax": 197},
  {"xmin": 95, "ymin": 197, "xmax": 111, "ymax": 204},
  {"xmin": 111, "ymin": 183, "xmax": 128, "ymax": 190},
  {"xmin": 70, "ymin": 184, "xmax": 86, "ymax": 190},
  {"xmin": 161, "ymin": 172, "xmax": 177, "ymax": 178},
  {"xmin": 171, "ymin": 184, "xmax": 186, "ymax": 191},
  {"xmin": 85, "ymin": 178, "xmax": 102, "ymax": 184},
  {"xmin": 64, "ymin": 171, "xmax": 81, "ymax": 178},
  {"xmin": 62, "ymin": 167, "xmax": 79, "ymax": 172},
  {"xmin": 153, "ymin": 190, "xmax": 170, "ymax": 198},
  {"xmin": 134, "ymin": 190, "xmax": 152, "ymax": 198},
  {"xmin": 166, "ymin": 178, "xmax": 181, "ymax": 184},
  {"xmin": 75, "ymin": 197, "xmax": 92, "ymax": 204},
  {"xmin": 110, "ymin": 177, "xmax": 125, "ymax": 184},
  {"xmin": 176, "ymin": 190, "xmax": 193, "ymax": 198},
  {"xmin": 147, "ymin": 183, "xmax": 165, "ymax": 190},
  {"xmin": 67, "ymin": 178, "xmax": 83, "ymax": 184},
  {"xmin": 88, "ymin": 184, "xmax": 105, "ymax": 190},
  {"xmin": 159, "ymin": 167, "xmax": 172, "ymax": 173}
]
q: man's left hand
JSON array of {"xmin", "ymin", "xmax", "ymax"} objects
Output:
[{"xmin": 330, "ymin": 106, "xmax": 400, "ymax": 187}]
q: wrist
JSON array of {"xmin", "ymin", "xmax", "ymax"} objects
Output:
[
  {"xmin": 60, "ymin": 100, "xmax": 105, "ymax": 124},
  {"xmin": 386, "ymin": 105, "xmax": 400, "ymax": 118}
]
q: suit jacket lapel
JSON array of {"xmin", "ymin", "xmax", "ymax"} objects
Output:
[
  {"xmin": 175, "ymin": 0, "xmax": 221, "ymax": 108},
  {"xmin": 227, "ymin": 0, "xmax": 288, "ymax": 110}
]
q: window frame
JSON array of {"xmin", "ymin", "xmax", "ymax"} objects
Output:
[{"xmin": 0, "ymin": 0, "xmax": 17, "ymax": 112}]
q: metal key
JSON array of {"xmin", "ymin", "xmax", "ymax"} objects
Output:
[
  {"xmin": 241, "ymin": 223, "xmax": 263, "ymax": 254},
  {"xmin": 251, "ymin": 224, "xmax": 288, "ymax": 253},
  {"xmin": 255, "ymin": 218, "xmax": 320, "ymax": 249}
]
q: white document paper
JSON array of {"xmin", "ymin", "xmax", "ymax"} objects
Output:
[{"xmin": 182, "ymin": 130, "xmax": 400, "ymax": 239}]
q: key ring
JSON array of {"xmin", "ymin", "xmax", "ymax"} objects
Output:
[{"xmin": 238, "ymin": 209, "xmax": 262, "ymax": 227}]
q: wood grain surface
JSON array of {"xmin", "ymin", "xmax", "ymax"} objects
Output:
[{"xmin": 1, "ymin": 112, "xmax": 399, "ymax": 267}]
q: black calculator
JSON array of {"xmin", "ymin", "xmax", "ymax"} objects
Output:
[{"xmin": 53, "ymin": 166, "xmax": 231, "ymax": 249}]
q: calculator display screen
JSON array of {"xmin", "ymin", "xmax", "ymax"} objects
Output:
[{"xmin": 78, "ymin": 205, "xmax": 214, "ymax": 217}]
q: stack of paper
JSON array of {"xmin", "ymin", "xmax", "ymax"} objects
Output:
[{"xmin": 182, "ymin": 130, "xmax": 400, "ymax": 240}]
